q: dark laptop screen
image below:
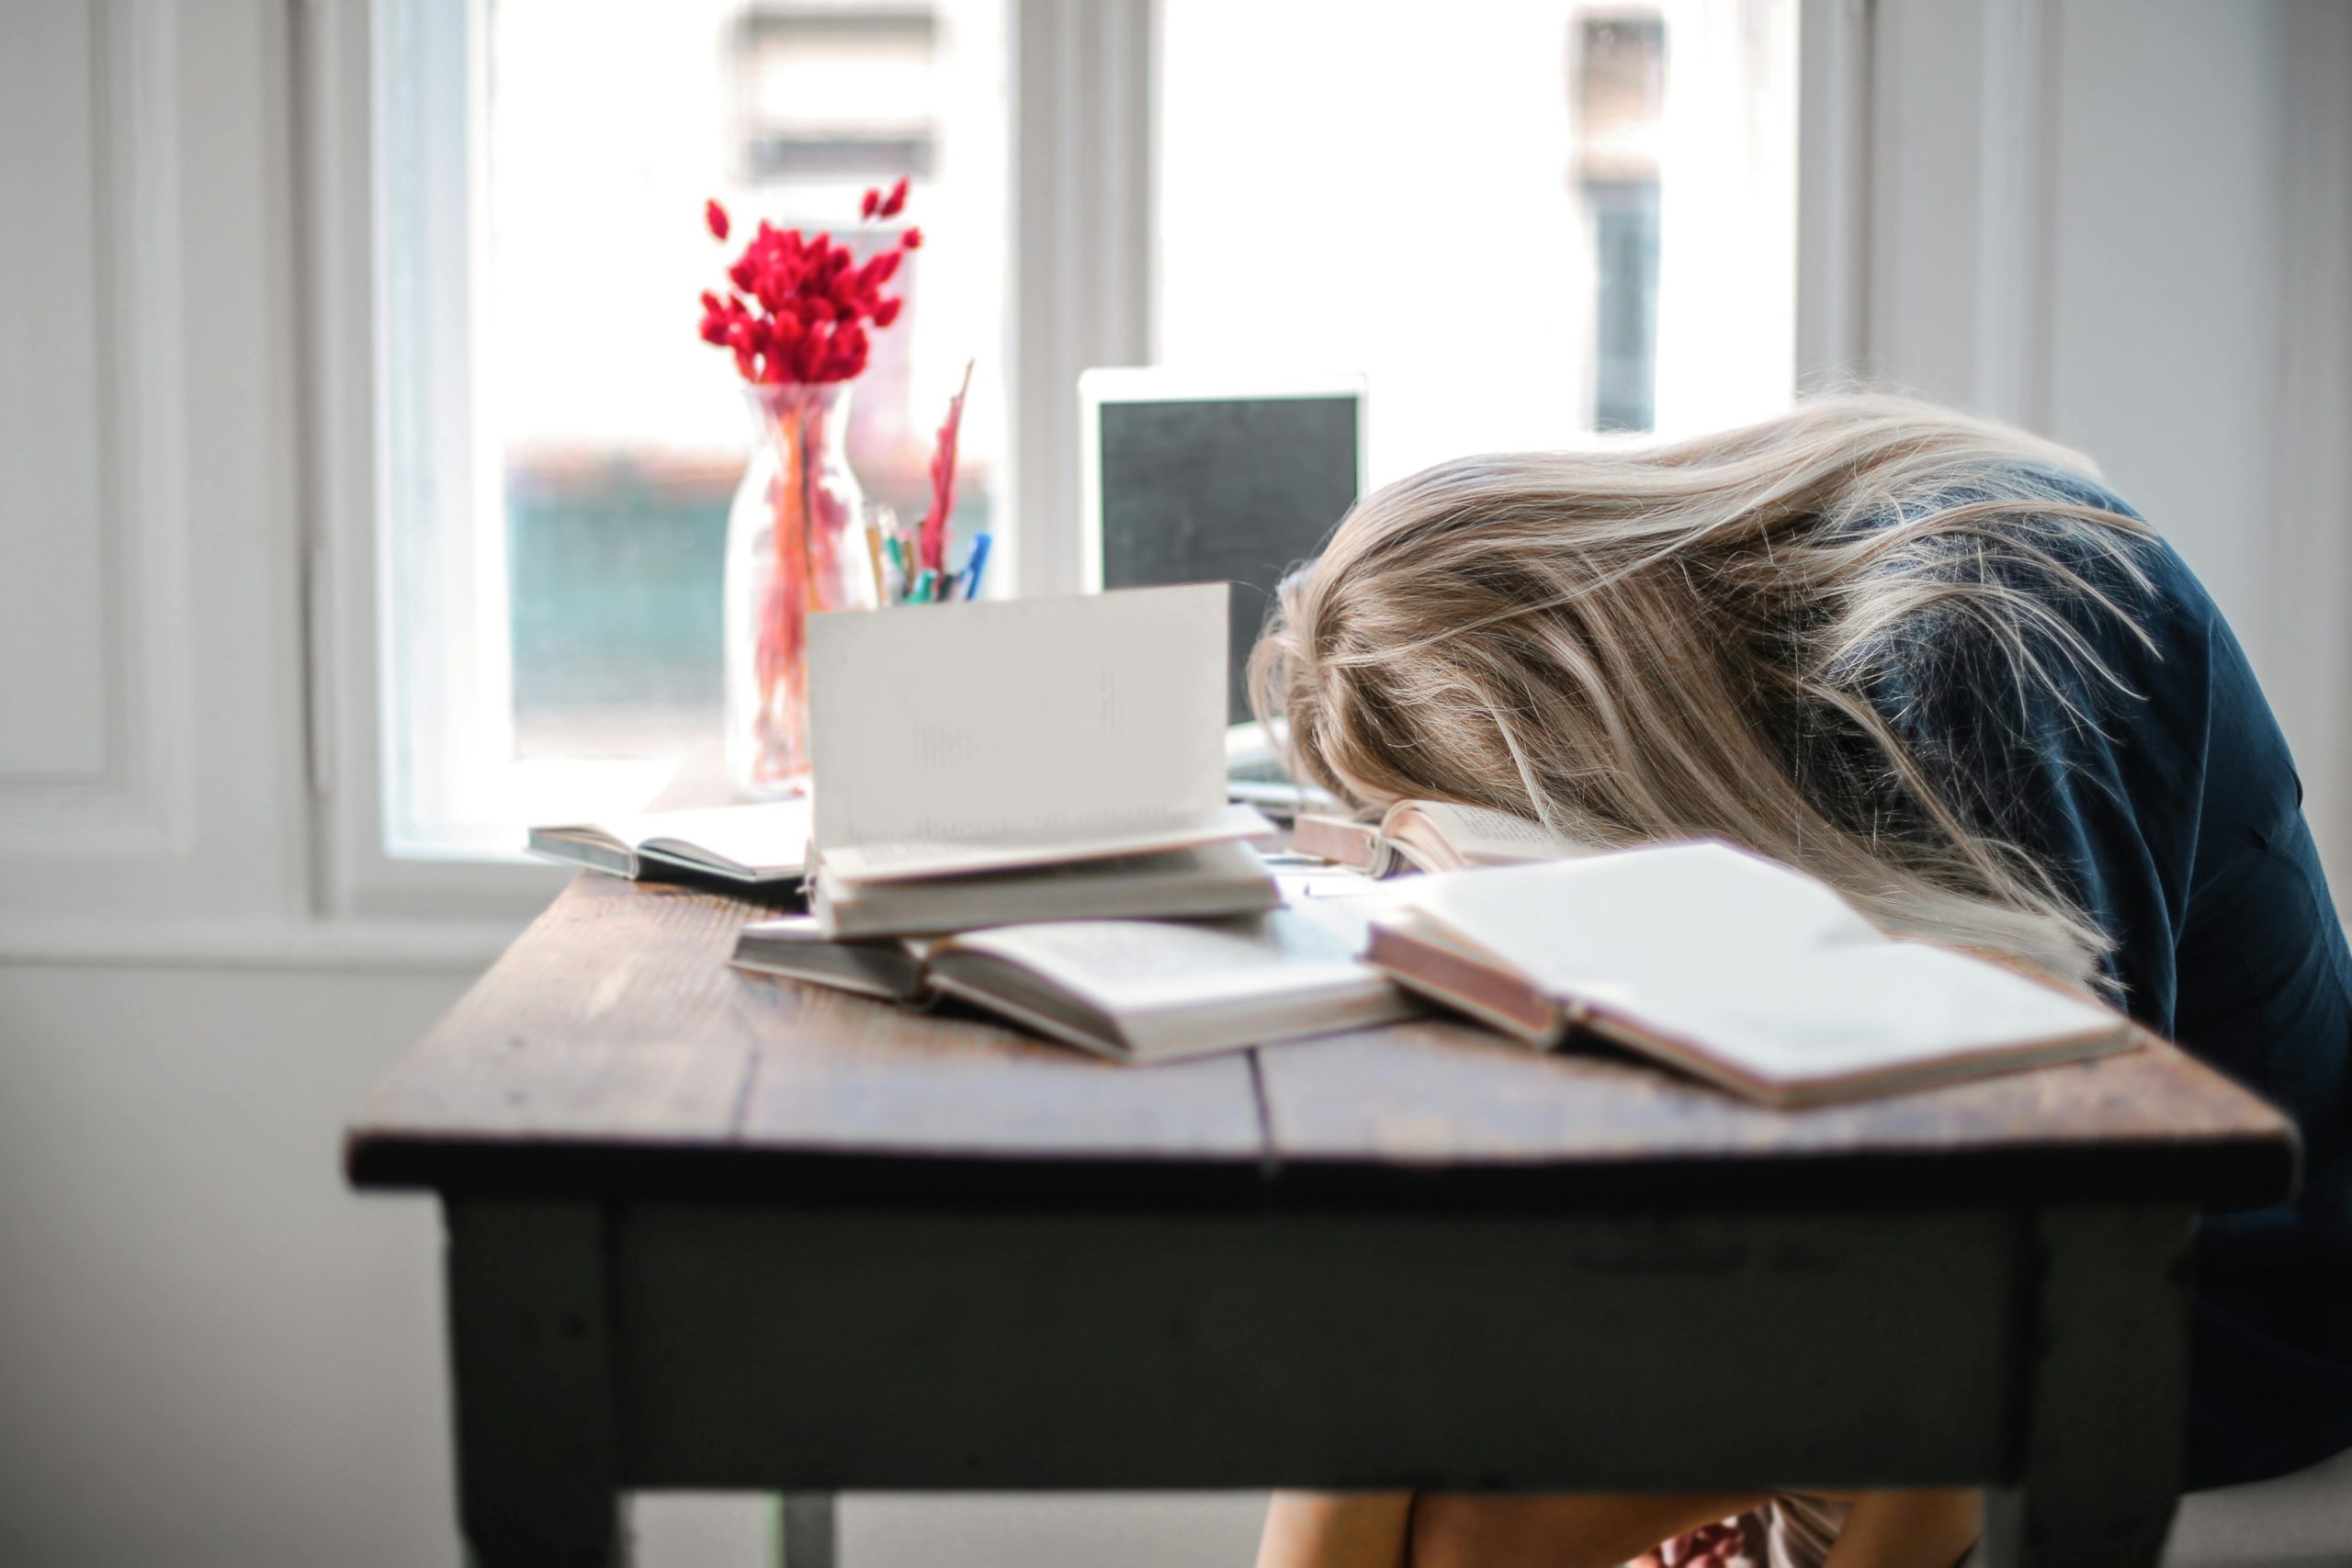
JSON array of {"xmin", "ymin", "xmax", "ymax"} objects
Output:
[{"xmin": 1096, "ymin": 394, "xmax": 1361, "ymax": 723}]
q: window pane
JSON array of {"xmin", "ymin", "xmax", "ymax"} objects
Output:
[
  {"xmin": 1155, "ymin": 0, "xmax": 1795, "ymax": 482},
  {"xmin": 483, "ymin": 0, "xmax": 1008, "ymax": 761}
]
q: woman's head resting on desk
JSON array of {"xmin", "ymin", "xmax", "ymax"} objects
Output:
[{"xmin": 1248, "ymin": 391, "xmax": 2155, "ymax": 988}]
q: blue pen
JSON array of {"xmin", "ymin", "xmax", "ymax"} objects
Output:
[{"xmin": 958, "ymin": 532, "xmax": 993, "ymax": 601}]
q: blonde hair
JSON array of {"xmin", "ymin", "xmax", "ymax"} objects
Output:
[{"xmin": 1250, "ymin": 393, "xmax": 2157, "ymax": 986}]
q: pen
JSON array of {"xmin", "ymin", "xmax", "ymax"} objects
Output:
[
  {"xmin": 865, "ymin": 525, "xmax": 891, "ymax": 604},
  {"xmin": 958, "ymin": 533, "xmax": 993, "ymax": 602},
  {"xmin": 910, "ymin": 569, "xmax": 937, "ymax": 604}
]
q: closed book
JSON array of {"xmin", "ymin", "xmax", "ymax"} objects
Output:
[
  {"xmin": 808, "ymin": 840, "xmax": 1282, "ymax": 939},
  {"xmin": 1366, "ymin": 840, "xmax": 2137, "ymax": 1106}
]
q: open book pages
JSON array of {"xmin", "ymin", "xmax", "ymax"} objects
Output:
[
  {"xmin": 1293, "ymin": 801, "xmax": 1584, "ymax": 876},
  {"xmin": 733, "ymin": 893, "xmax": 1419, "ymax": 1062},
  {"xmin": 809, "ymin": 840, "xmax": 1281, "ymax": 939},
  {"xmin": 1367, "ymin": 840, "xmax": 2136, "ymax": 1106},
  {"xmin": 807, "ymin": 583, "xmax": 1271, "ymax": 881},
  {"xmin": 526, "ymin": 800, "xmax": 813, "ymax": 885}
]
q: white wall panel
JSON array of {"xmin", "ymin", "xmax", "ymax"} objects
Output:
[
  {"xmin": 2044, "ymin": 0, "xmax": 2285, "ymax": 630},
  {"xmin": 0, "ymin": 964, "xmax": 467, "ymax": 1568},
  {"xmin": 0, "ymin": 0, "xmax": 311, "ymax": 926},
  {"xmin": 2263, "ymin": 0, "xmax": 2352, "ymax": 877},
  {"xmin": 0, "ymin": 4, "xmax": 117, "ymax": 779}
]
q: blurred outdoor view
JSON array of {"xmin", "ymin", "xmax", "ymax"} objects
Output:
[{"xmin": 1157, "ymin": 0, "xmax": 1792, "ymax": 482}]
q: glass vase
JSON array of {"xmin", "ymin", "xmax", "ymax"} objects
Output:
[{"xmin": 723, "ymin": 381, "xmax": 878, "ymax": 798}]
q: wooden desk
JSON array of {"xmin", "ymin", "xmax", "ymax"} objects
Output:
[{"xmin": 346, "ymin": 874, "xmax": 2298, "ymax": 1568}]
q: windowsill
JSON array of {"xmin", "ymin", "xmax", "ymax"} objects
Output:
[
  {"xmin": 388, "ymin": 754, "xmax": 691, "ymax": 863},
  {"xmin": 0, "ymin": 912, "xmax": 528, "ymax": 974}
]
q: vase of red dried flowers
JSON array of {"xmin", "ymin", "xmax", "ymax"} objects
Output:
[
  {"xmin": 722, "ymin": 381, "xmax": 872, "ymax": 797},
  {"xmin": 699, "ymin": 181, "xmax": 922, "ymax": 797}
]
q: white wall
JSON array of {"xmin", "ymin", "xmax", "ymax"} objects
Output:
[
  {"xmin": 1, "ymin": 2, "xmax": 2346, "ymax": 1565},
  {"xmin": 2041, "ymin": 0, "xmax": 2285, "ymax": 628},
  {"xmin": 0, "ymin": 964, "xmax": 464, "ymax": 1567}
]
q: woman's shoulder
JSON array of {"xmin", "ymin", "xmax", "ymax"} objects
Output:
[
  {"xmin": 1989, "ymin": 463, "xmax": 2211, "ymax": 637},
  {"xmin": 1842, "ymin": 460, "xmax": 2237, "ymax": 840},
  {"xmin": 1849, "ymin": 461, "xmax": 2215, "ymax": 699}
]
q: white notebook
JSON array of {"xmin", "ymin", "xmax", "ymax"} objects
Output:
[{"xmin": 806, "ymin": 584, "xmax": 1274, "ymax": 886}]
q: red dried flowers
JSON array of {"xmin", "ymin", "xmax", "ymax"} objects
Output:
[{"xmin": 696, "ymin": 181, "xmax": 919, "ymax": 385}]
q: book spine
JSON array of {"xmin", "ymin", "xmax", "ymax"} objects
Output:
[{"xmin": 1363, "ymin": 924, "xmax": 1566, "ymax": 1046}]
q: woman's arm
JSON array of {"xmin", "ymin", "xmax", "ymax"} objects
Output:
[
  {"xmin": 1256, "ymin": 1493, "xmax": 1414, "ymax": 1568},
  {"xmin": 1821, "ymin": 1488, "xmax": 1982, "ymax": 1568}
]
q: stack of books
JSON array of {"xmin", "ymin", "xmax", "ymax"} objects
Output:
[{"xmin": 736, "ymin": 583, "xmax": 1425, "ymax": 1060}]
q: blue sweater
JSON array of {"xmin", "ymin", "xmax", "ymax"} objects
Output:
[{"xmin": 1856, "ymin": 468, "xmax": 2352, "ymax": 1489}]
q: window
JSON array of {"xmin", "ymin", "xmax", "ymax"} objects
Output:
[
  {"xmin": 375, "ymin": 0, "xmax": 1007, "ymax": 853},
  {"xmin": 1155, "ymin": 0, "xmax": 1794, "ymax": 481},
  {"xmin": 370, "ymin": 0, "xmax": 1792, "ymax": 863},
  {"xmin": 1577, "ymin": 15, "xmax": 1666, "ymax": 431}
]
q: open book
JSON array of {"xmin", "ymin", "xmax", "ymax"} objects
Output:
[
  {"xmin": 1293, "ymin": 800, "xmax": 1583, "ymax": 876},
  {"xmin": 732, "ymin": 896, "xmax": 1419, "ymax": 1062},
  {"xmin": 1366, "ymin": 841, "xmax": 2136, "ymax": 1106},
  {"xmin": 526, "ymin": 801, "xmax": 812, "ymax": 887},
  {"xmin": 802, "ymin": 584, "xmax": 1277, "ymax": 934}
]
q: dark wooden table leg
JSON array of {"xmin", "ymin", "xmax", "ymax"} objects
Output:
[
  {"xmin": 1983, "ymin": 1204, "xmax": 2196, "ymax": 1567},
  {"xmin": 782, "ymin": 1494, "xmax": 837, "ymax": 1568},
  {"xmin": 447, "ymin": 1200, "xmax": 628, "ymax": 1567}
]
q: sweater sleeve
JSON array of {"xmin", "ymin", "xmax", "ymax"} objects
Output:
[{"xmin": 1861, "ymin": 520, "xmax": 2211, "ymax": 1037}]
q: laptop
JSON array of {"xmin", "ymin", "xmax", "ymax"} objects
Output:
[{"xmin": 1079, "ymin": 367, "xmax": 1365, "ymax": 725}]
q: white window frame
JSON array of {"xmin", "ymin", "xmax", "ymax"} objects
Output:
[{"xmin": 299, "ymin": 0, "xmax": 1860, "ymax": 922}]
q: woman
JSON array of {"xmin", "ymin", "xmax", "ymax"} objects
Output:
[{"xmin": 1247, "ymin": 395, "xmax": 2352, "ymax": 1568}]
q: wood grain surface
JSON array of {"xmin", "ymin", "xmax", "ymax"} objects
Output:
[
  {"xmin": 1254, "ymin": 1020, "xmax": 2297, "ymax": 1208},
  {"xmin": 346, "ymin": 875, "xmax": 2298, "ymax": 1207},
  {"xmin": 346, "ymin": 874, "xmax": 1263, "ymax": 1197}
]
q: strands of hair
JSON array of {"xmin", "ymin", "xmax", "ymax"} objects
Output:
[{"xmin": 1249, "ymin": 392, "xmax": 2157, "ymax": 987}]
